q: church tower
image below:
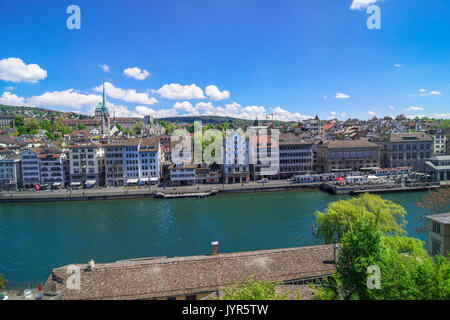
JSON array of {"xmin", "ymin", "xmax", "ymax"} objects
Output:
[{"xmin": 94, "ymin": 82, "xmax": 110, "ymax": 138}]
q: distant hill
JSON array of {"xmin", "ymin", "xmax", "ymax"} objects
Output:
[
  {"xmin": 0, "ymin": 104, "xmax": 86, "ymax": 119},
  {"xmin": 159, "ymin": 115, "xmax": 268, "ymax": 125}
]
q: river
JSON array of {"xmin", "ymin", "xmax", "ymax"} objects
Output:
[{"xmin": 0, "ymin": 190, "xmax": 427, "ymax": 283}]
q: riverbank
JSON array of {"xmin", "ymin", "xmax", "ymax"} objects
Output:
[
  {"xmin": 0, "ymin": 180, "xmax": 444, "ymax": 203},
  {"xmin": 0, "ymin": 180, "xmax": 323, "ymax": 203}
]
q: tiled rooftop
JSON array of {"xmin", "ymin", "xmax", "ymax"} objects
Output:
[{"xmin": 43, "ymin": 244, "xmax": 335, "ymax": 300}]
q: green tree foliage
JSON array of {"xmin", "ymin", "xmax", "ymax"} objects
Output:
[
  {"xmin": 24, "ymin": 118, "xmax": 40, "ymax": 134},
  {"xmin": 116, "ymin": 123, "xmax": 124, "ymax": 132},
  {"xmin": 76, "ymin": 123, "xmax": 87, "ymax": 131},
  {"xmin": 311, "ymin": 219, "xmax": 450, "ymax": 300},
  {"xmin": 133, "ymin": 122, "xmax": 143, "ymax": 135},
  {"xmin": 334, "ymin": 220, "xmax": 387, "ymax": 300},
  {"xmin": 0, "ymin": 274, "xmax": 7, "ymax": 290},
  {"xmin": 370, "ymin": 249, "xmax": 450, "ymax": 300},
  {"xmin": 217, "ymin": 275, "xmax": 292, "ymax": 300},
  {"xmin": 314, "ymin": 193, "xmax": 406, "ymax": 243},
  {"xmin": 438, "ymin": 119, "xmax": 450, "ymax": 129},
  {"xmin": 14, "ymin": 115, "xmax": 24, "ymax": 127}
]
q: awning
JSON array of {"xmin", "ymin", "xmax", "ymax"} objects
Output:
[
  {"xmin": 149, "ymin": 177, "xmax": 159, "ymax": 182},
  {"xmin": 70, "ymin": 182, "xmax": 81, "ymax": 186},
  {"xmin": 127, "ymin": 178, "xmax": 139, "ymax": 184},
  {"xmin": 140, "ymin": 178, "xmax": 149, "ymax": 182},
  {"xmin": 85, "ymin": 180, "xmax": 96, "ymax": 185},
  {"xmin": 52, "ymin": 182, "xmax": 62, "ymax": 186}
]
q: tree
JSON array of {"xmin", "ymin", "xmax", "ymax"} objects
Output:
[
  {"xmin": 311, "ymin": 219, "xmax": 450, "ymax": 300},
  {"xmin": 334, "ymin": 220, "xmax": 387, "ymax": 300},
  {"xmin": 76, "ymin": 123, "xmax": 87, "ymax": 131},
  {"xmin": 133, "ymin": 122, "xmax": 143, "ymax": 135},
  {"xmin": 24, "ymin": 118, "xmax": 40, "ymax": 133},
  {"xmin": 416, "ymin": 187, "xmax": 450, "ymax": 232},
  {"xmin": 314, "ymin": 193, "xmax": 406, "ymax": 243},
  {"xmin": 217, "ymin": 275, "xmax": 292, "ymax": 300},
  {"xmin": 437, "ymin": 119, "xmax": 450, "ymax": 129},
  {"xmin": 0, "ymin": 274, "xmax": 7, "ymax": 290},
  {"xmin": 369, "ymin": 249, "xmax": 450, "ymax": 300},
  {"xmin": 14, "ymin": 115, "xmax": 24, "ymax": 127}
]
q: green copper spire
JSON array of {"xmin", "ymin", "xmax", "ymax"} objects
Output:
[{"xmin": 102, "ymin": 82, "xmax": 109, "ymax": 114}]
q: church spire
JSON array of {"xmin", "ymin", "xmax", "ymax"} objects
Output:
[{"xmin": 102, "ymin": 82, "xmax": 109, "ymax": 115}]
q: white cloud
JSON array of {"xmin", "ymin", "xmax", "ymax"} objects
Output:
[
  {"xmin": 368, "ymin": 111, "xmax": 376, "ymax": 116},
  {"xmin": 394, "ymin": 64, "xmax": 403, "ymax": 68},
  {"xmin": 330, "ymin": 111, "xmax": 337, "ymax": 116},
  {"xmin": 94, "ymin": 82, "xmax": 158, "ymax": 105},
  {"xmin": 0, "ymin": 57, "xmax": 47, "ymax": 83},
  {"xmin": 205, "ymin": 85, "xmax": 230, "ymax": 101},
  {"xmin": 389, "ymin": 106, "xmax": 395, "ymax": 110},
  {"xmin": 406, "ymin": 115, "xmax": 426, "ymax": 119},
  {"xmin": 28, "ymin": 89, "xmax": 101, "ymax": 109},
  {"xmin": 418, "ymin": 89, "xmax": 441, "ymax": 96},
  {"xmin": 0, "ymin": 91, "xmax": 26, "ymax": 106},
  {"xmin": 4, "ymin": 86, "xmax": 15, "ymax": 90},
  {"xmin": 135, "ymin": 105, "xmax": 179, "ymax": 118},
  {"xmin": 341, "ymin": 112, "xmax": 348, "ymax": 118},
  {"xmin": 157, "ymin": 83, "xmax": 205, "ymax": 100},
  {"xmin": 404, "ymin": 106, "xmax": 424, "ymax": 112},
  {"xmin": 431, "ymin": 113, "xmax": 450, "ymax": 119},
  {"xmin": 350, "ymin": 0, "xmax": 378, "ymax": 10},
  {"xmin": 174, "ymin": 101, "xmax": 197, "ymax": 114},
  {"xmin": 98, "ymin": 64, "xmax": 110, "ymax": 73},
  {"xmin": 335, "ymin": 93, "xmax": 350, "ymax": 99},
  {"xmin": 132, "ymin": 101, "xmax": 312, "ymax": 121},
  {"xmin": 123, "ymin": 67, "xmax": 150, "ymax": 80}
]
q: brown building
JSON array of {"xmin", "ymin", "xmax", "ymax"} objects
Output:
[
  {"xmin": 42, "ymin": 244, "xmax": 336, "ymax": 300},
  {"xmin": 378, "ymin": 133, "xmax": 433, "ymax": 170},
  {"xmin": 317, "ymin": 139, "xmax": 381, "ymax": 173}
]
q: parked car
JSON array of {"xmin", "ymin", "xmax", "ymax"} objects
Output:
[{"xmin": 258, "ymin": 178, "xmax": 269, "ymax": 183}]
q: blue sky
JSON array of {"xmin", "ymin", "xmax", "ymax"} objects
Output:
[{"xmin": 0, "ymin": 0, "xmax": 449, "ymax": 120}]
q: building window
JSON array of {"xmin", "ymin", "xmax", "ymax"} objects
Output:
[
  {"xmin": 432, "ymin": 221, "xmax": 441, "ymax": 234},
  {"xmin": 431, "ymin": 238, "xmax": 441, "ymax": 256}
]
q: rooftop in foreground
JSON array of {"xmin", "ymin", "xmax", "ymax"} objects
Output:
[{"xmin": 43, "ymin": 244, "xmax": 336, "ymax": 300}]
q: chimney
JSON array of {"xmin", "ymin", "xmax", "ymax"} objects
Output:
[{"xmin": 211, "ymin": 241, "xmax": 219, "ymax": 255}]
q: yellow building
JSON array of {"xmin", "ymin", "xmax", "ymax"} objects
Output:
[{"xmin": 426, "ymin": 213, "xmax": 450, "ymax": 257}]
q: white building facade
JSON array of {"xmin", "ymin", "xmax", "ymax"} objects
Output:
[{"xmin": 223, "ymin": 130, "xmax": 249, "ymax": 183}]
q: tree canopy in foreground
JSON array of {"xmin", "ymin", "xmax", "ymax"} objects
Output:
[
  {"xmin": 315, "ymin": 193, "xmax": 407, "ymax": 244},
  {"xmin": 217, "ymin": 276, "xmax": 294, "ymax": 300},
  {"xmin": 311, "ymin": 220, "xmax": 450, "ymax": 300}
]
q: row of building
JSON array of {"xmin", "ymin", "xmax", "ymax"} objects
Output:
[{"xmin": 2, "ymin": 129, "xmax": 450, "ymax": 190}]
